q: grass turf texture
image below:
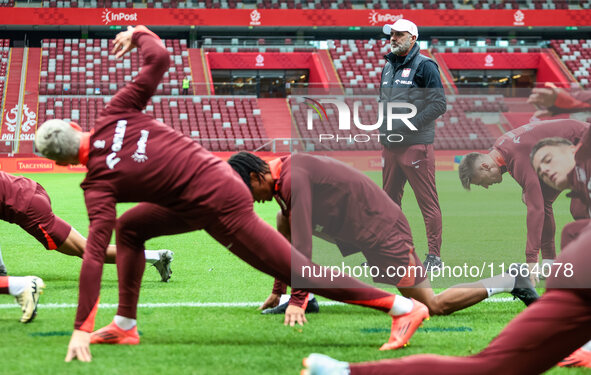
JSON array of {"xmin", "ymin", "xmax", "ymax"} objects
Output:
[{"xmin": 0, "ymin": 172, "xmax": 587, "ymax": 374}]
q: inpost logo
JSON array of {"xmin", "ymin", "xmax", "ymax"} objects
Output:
[
  {"xmin": 368, "ymin": 10, "xmax": 404, "ymax": 26},
  {"xmin": 102, "ymin": 9, "xmax": 138, "ymax": 25},
  {"xmin": 304, "ymin": 97, "xmax": 417, "ymax": 144}
]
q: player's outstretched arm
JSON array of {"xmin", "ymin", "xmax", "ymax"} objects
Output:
[
  {"xmin": 527, "ymin": 87, "xmax": 558, "ymax": 109},
  {"xmin": 528, "ymin": 85, "xmax": 591, "ymax": 117},
  {"xmin": 65, "ymin": 329, "xmax": 92, "ymax": 362},
  {"xmin": 106, "ymin": 25, "xmax": 170, "ymax": 113},
  {"xmin": 111, "ymin": 26, "xmax": 136, "ymax": 59}
]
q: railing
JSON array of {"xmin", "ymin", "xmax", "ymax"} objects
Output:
[
  {"xmin": 38, "ymin": 82, "xmax": 192, "ymax": 96},
  {"xmin": 36, "ymin": 81, "xmax": 559, "ymax": 98},
  {"xmin": 200, "ymin": 35, "xmax": 317, "ymax": 49}
]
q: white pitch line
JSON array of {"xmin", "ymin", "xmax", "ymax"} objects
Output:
[{"xmin": 0, "ymin": 298, "xmax": 517, "ymax": 310}]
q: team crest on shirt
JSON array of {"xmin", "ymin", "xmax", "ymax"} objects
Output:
[{"xmin": 401, "ymin": 68, "xmax": 411, "ymax": 78}]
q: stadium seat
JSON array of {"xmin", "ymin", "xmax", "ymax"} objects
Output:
[
  {"xmin": 551, "ymin": 38, "xmax": 591, "ymax": 88},
  {"xmin": 39, "ymin": 38, "xmax": 191, "ymax": 95}
]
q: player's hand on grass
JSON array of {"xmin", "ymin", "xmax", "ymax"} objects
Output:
[
  {"xmin": 527, "ymin": 262, "xmax": 539, "ymax": 286},
  {"xmin": 65, "ymin": 329, "xmax": 92, "ymax": 363},
  {"xmin": 112, "ymin": 26, "xmax": 136, "ymax": 59},
  {"xmin": 284, "ymin": 304, "xmax": 307, "ymax": 327},
  {"xmin": 258, "ymin": 293, "xmax": 280, "ymax": 310}
]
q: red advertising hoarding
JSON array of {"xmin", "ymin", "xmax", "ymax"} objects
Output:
[{"xmin": 0, "ymin": 8, "xmax": 589, "ymax": 27}]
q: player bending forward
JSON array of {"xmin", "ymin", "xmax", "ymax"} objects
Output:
[
  {"xmin": 0, "ymin": 171, "xmax": 173, "ymax": 282},
  {"xmin": 529, "ymin": 127, "xmax": 591, "ymax": 368},
  {"xmin": 229, "ymin": 152, "xmax": 538, "ymax": 326},
  {"xmin": 37, "ymin": 26, "xmax": 438, "ymax": 362}
]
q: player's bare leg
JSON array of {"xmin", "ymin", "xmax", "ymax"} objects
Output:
[
  {"xmin": 399, "ymin": 270, "xmax": 538, "ymax": 316},
  {"xmin": 399, "ymin": 280, "xmax": 488, "ymax": 316}
]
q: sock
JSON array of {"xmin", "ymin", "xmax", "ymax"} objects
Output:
[
  {"xmin": 144, "ymin": 250, "xmax": 160, "ymax": 264},
  {"xmin": 279, "ymin": 294, "xmax": 291, "ymax": 305},
  {"xmin": 582, "ymin": 340, "xmax": 591, "ymax": 352},
  {"xmin": 114, "ymin": 315, "xmax": 137, "ymax": 330},
  {"xmin": 0, "ymin": 276, "xmax": 8, "ymax": 294},
  {"xmin": 389, "ymin": 295, "xmax": 414, "ymax": 316},
  {"xmin": 7, "ymin": 276, "xmax": 28, "ymax": 296},
  {"xmin": 481, "ymin": 273, "xmax": 516, "ymax": 297},
  {"xmin": 542, "ymin": 259, "xmax": 554, "ymax": 268}
]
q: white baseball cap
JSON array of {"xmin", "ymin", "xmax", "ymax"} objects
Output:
[{"xmin": 383, "ymin": 19, "xmax": 419, "ymax": 38}]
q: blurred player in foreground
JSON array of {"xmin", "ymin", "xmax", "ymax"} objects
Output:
[
  {"xmin": 459, "ymin": 119, "xmax": 589, "ymax": 283},
  {"xmin": 529, "ymin": 126, "xmax": 591, "ymax": 368},
  {"xmin": 0, "ymin": 275, "xmax": 44, "ymax": 323},
  {"xmin": 36, "ymin": 26, "xmax": 438, "ymax": 362},
  {"xmin": 229, "ymin": 152, "xmax": 538, "ymax": 325},
  {"xmin": 0, "ymin": 171, "xmax": 174, "ymax": 282},
  {"xmin": 302, "ymin": 219, "xmax": 591, "ymax": 374}
]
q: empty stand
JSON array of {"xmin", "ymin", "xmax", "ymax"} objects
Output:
[
  {"xmin": 39, "ymin": 38, "xmax": 191, "ymax": 96},
  {"xmin": 39, "ymin": 0, "xmax": 585, "ymax": 9},
  {"xmin": 290, "ymin": 95, "xmax": 500, "ymax": 151},
  {"xmin": 0, "ymin": 39, "xmax": 9, "ymax": 115},
  {"xmin": 329, "ymin": 39, "xmax": 390, "ymax": 93},
  {"xmin": 550, "ymin": 39, "xmax": 591, "ymax": 88},
  {"xmin": 37, "ymin": 96, "xmax": 270, "ymax": 152},
  {"xmin": 43, "ymin": 0, "xmax": 133, "ymax": 7},
  {"xmin": 0, "ymin": 39, "xmax": 9, "ymax": 154}
]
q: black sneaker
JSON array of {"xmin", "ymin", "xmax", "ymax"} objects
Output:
[
  {"xmin": 508, "ymin": 263, "xmax": 539, "ymax": 306},
  {"xmin": 0, "ymin": 264, "xmax": 7, "ymax": 276},
  {"xmin": 261, "ymin": 297, "xmax": 320, "ymax": 315},
  {"xmin": 423, "ymin": 254, "xmax": 442, "ymax": 271},
  {"xmin": 153, "ymin": 250, "xmax": 174, "ymax": 282}
]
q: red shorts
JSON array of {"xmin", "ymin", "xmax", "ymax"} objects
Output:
[
  {"xmin": 363, "ymin": 214, "xmax": 427, "ymax": 287},
  {"xmin": 15, "ymin": 184, "xmax": 71, "ymax": 250}
]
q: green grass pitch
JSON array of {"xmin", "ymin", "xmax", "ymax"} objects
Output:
[{"xmin": 0, "ymin": 171, "xmax": 587, "ymax": 374}]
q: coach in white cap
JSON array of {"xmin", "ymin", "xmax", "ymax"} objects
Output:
[
  {"xmin": 383, "ymin": 19, "xmax": 419, "ymax": 41},
  {"xmin": 378, "ymin": 18, "xmax": 447, "ymax": 272}
]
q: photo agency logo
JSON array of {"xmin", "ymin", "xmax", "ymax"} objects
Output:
[{"xmin": 303, "ymin": 97, "xmax": 417, "ymax": 144}]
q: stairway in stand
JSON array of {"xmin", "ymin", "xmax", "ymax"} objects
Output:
[
  {"xmin": 0, "ymin": 48, "xmax": 23, "ymax": 154},
  {"xmin": 258, "ymin": 98, "xmax": 295, "ymax": 152}
]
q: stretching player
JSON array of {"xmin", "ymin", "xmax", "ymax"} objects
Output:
[
  {"xmin": 301, "ymin": 220, "xmax": 591, "ymax": 375},
  {"xmin": 0, "ymin": 171, "xmax": 173, "ymax": 282},
  {"xmin": 529, "ymin": 127, "xmax": 591, "ymax": 368},
  {"xmin": 458, "ymin": 119, "xmax": 589, "ymax": 282},
  {"xmin": 228, "ymin": 152, "xmax": 538, "ymax": 324},
  {"xmin": 37, "ymin": 26, "xmax": 434, "ymax": 362},
  {"xmin": 0, "ymin": 275, "xmax": 44, "ymax": 323},
  {"xmin": 530, "ymin": 128, "xmax": 591, "ymax": 210}
]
